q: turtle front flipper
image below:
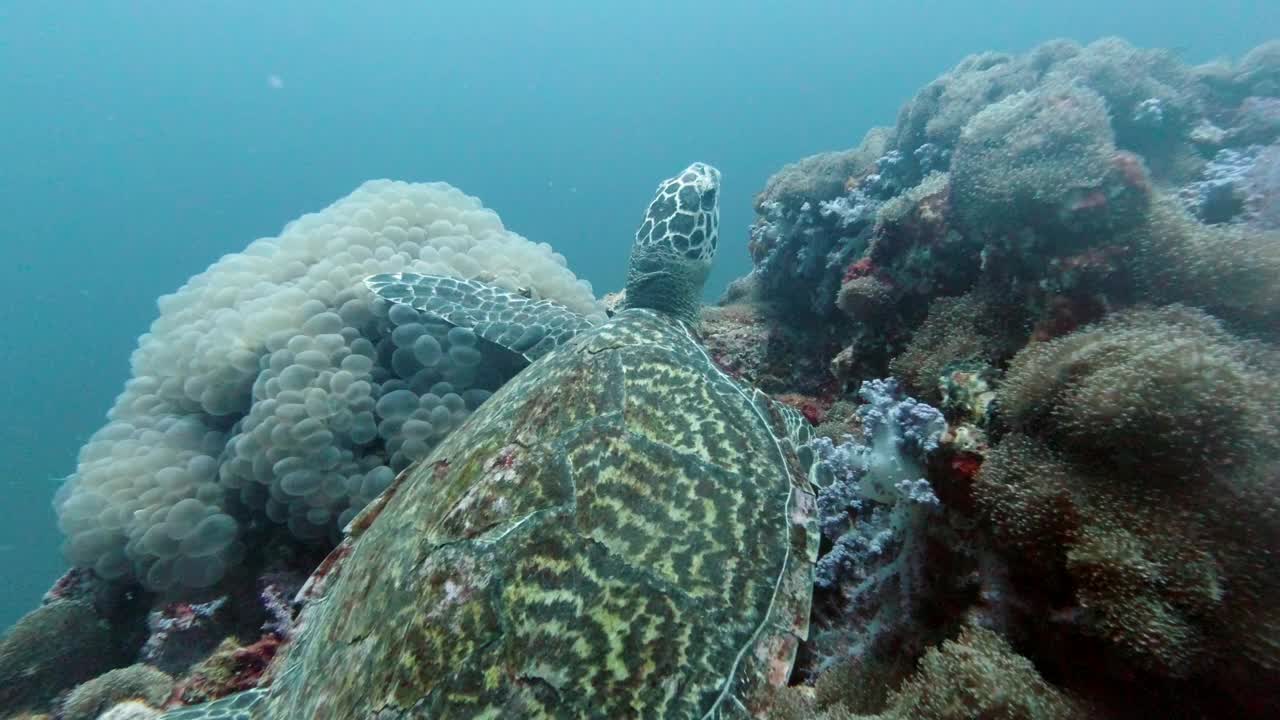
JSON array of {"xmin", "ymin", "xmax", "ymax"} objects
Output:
[
  {"xmin": 158, "ymin": 688, "xmax": 266, "ymax": 719},
  {"xmin": 772, "ymin": 398, "xmax": 814, "ymax": 451},
  {"xmin": 365, "ymin": 272, "xmax": 599, "ymax": 362}
]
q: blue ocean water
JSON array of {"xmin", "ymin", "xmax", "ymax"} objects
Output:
[{"xmin": 0, "ymin": 1, "xmax": 1274, "ymax": 628}]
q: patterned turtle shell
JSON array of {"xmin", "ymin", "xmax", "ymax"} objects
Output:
[{"xmin": 162, "ymin": 163, "xmax": 818, "ymax": 720}]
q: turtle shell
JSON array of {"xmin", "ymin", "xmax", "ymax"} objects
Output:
[{"xmin": 261, "ymin": 308, "xmax": 818, "ymax": 719}]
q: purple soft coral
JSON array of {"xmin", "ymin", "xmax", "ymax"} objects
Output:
[
  {"xmin": 807, "ymin": 379, "xmax": 946, "ymax": 671},
  {"xmin": 857, "ymin": 377, "xmax": 946, "ymax": 455}
]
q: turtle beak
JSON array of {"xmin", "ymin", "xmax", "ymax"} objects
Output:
[{"xmin": 685, "ymin": 162, "xmax": 721, "ymax": 197}]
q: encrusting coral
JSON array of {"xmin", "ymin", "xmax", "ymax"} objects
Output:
[
  {"xmin": 0, "ymin": 601, "xmax": 122, "ymax": 713},
  {"xmin": 60, "ymin": 664, "xmax": 174, "ymax": 720}
]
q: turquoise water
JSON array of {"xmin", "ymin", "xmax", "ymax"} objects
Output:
[{"xmin": 0, "ymin": 1, "xmax": 1275, "ymax": 628}]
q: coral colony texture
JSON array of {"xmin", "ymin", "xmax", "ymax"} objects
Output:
[
  {"xmin": 52, "ymin": 180, "xmax": 602, "ymax": 595},
  {"xmin": 1, "ymin": 37, "xmax": 1278, "ymax": 719}
]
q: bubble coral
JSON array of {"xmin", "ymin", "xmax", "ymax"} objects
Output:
[{"xmin": 54, "ymin": 179, "xmax": 603, "ymax": 593}]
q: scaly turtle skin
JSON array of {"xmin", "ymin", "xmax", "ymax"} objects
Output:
[{"xmin": 162, "ymin": 163, "xmax": 818, "ymax": 719}]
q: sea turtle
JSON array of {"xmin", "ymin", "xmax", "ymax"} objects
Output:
[{"xmin": 163, "ymin": 163, "xmax": 818, "ymax": 719}]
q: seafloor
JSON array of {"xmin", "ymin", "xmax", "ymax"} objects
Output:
[{"xmin": 2, "ymin": 37, "xmax": 1279, "ymax": 719}]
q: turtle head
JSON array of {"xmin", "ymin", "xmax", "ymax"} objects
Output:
[{"xmin": 623, "ymin": 162, "xmax": 721, "ymax": 324}]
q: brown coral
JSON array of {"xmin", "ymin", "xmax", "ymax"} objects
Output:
[
  {"xmin": 951, "ymin": 76, "xmax": 1148, "ymax": 244},
  {"xmin": 835, "ymin": 276, "xmax": 894, "ymax": 321},
  {"xmin": 888, "ymin": 290, "xmax": 1025, "ymax": 405},
  {"xmin": 0, "ymin": 600, "xmax": 122, "ymax": 713},
  {"xmin": 976, "ymin": 434, "xmax": 1230, "ymax": 677},
  {"xmin": 997, "ymin": 304, "xmax": 1278, "ymax": 480},
  {"xmin": 872, "ymin": 626, "xmax": 1087, "ymax": 720},
  {"xmin": 978, "ymin": 306, "xmax": 1280, "ymax": 686},
  {"xmin": 1132, "ymin": 195, "xmax": 1280, "ymax": 339},
  {"xmin": 769, "ymin": 626, "xmax": 1088, "ymax": 720},
  {"xmin": 61, "ymin": 664, "xmax": 173, "ymax": 720}
]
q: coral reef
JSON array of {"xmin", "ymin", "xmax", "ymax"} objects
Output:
[
  {"xmin": 53, "ymin": 179, "xmax": 603, "ymax": 593},
  {"xmin": 805, "ymin": 380, "xmax": 947, "ymax": 674},
  {"xmin": 3, "ymin": 31, "xmax": 1278, "ymax": 720},
  {"xmin": 60, "ymin": 664, "xmax": 173, "ymax": 720},
  {"xmin": 741, "ymin": 35, "xmax": 1280, "ymax": 720},
  {"xmin": 1133, "ymin": 196, "xmax": 1280, "ymax": 339},
  {"xmin": 0, "ymin": 601, "xmax": 123, "ymax": 713},
  {"xmin": 172, "ymin": 635, "xmax": 281, "ymax": 706},
  {"xmin": 743, "ymin": 36, "xmax": 1278, "ymax": 395},
  {"xmin": 96, "ymin": 702, "xmax": 162, "ymax": 720},
  {"xmin": 951, "ymin": 78, "xmax": 1148, "ymax": 244},
  {"xmin": 978, "ymin": 306, "xmax": 1280, "ymax": 686}
]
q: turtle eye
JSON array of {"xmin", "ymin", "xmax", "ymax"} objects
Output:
[{"xmin": 700, "ymin": 188, "xmax": 717, "ymax": 210}]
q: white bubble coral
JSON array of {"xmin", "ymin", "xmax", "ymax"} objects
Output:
[
  {"xmin": 97, "ymin": 700, "xmax": 162, "ymax": 720},
  {"xmin": 55, "ymin": 180, "xmax": 603, "ymax": 591}
]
